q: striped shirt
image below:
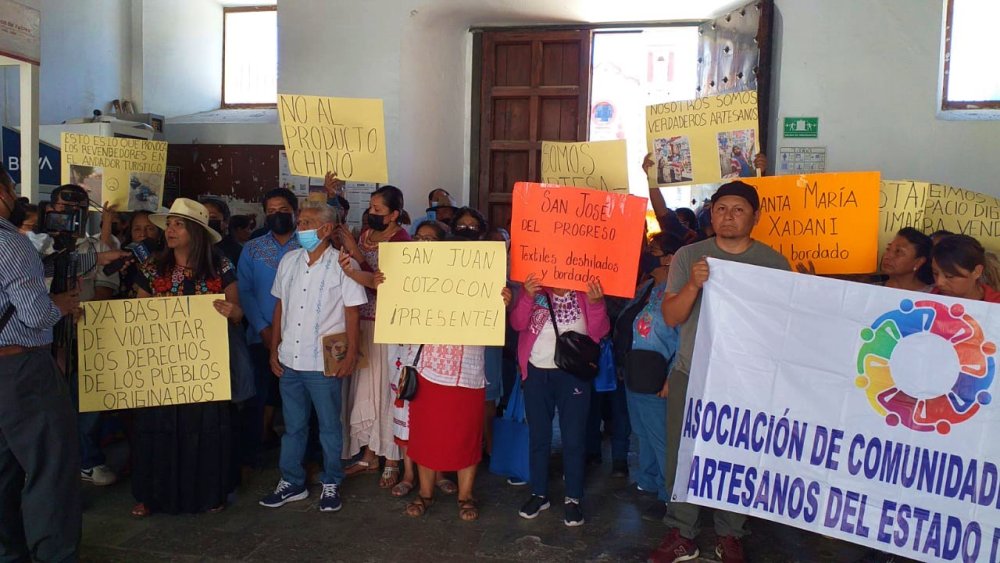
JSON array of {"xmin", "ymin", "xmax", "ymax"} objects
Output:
[{"xmin": 0, "ymin": 217, "xmax": 63, "ymax": 347}]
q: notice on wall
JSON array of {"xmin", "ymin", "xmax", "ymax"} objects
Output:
[
  {"xmin": 60, "ymin": 133, "xmax": 168, "ymax": 211},
  {"xmin": 0, "ymin": 0, "xmax": 40, "ymax": 65},
  {"xmin": 278, "ymin": 150, "xmax": 309, "ymax": 197},
  {"xmin": 510, "ymin": 182, "xmax": 647, "ymax": 298},
  {"xmin": 77, "ymin": 295, "xmax": 231, "ymax": 412},
  {"xmin": 375, "ymin": 242, "xmax": 507, "ymax": 345},
  {"xmin": 879, "ymin": 180, "xmax": 1000, "ymax": 257},
  {"xmin": 778, "ymin": 147, "xmax": 827, "ymax": 175},
  {"xmin": 645, "ymin": 91, "xmax": 759, "ymax": 187},
  {"xmin": 277, "ymin": 94, "xmax": 388, "ymax": 183},
  {"xmin": 540, "ymin": 140, "xmax": 630, "ymax": 193},
  {"xmin": 748, "ymin": 172, "xmax": 881, "ymax": 275}
]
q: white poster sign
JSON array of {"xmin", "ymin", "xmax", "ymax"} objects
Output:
[{"xmin": 0, "ymin": 0, "xmax": 40, "ymax": 65}]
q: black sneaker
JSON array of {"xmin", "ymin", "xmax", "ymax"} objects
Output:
[
  {"xmin": 642, "ymin": 501, "xmax": 667, "ymax": 522},
  {"xmin": 611, "ymin": 460, "xmax": 629, "ymax": 477},
  {"xmin": 518, "ymin": 495, "xmax": 550, "ymax": 519},
  {"xmin": 564, "ymin": 498, "xmax": 585, "ymax": 527}
]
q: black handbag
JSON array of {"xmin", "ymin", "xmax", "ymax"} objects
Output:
[
  {"xmin": 624, "ymin": 349, "xmax": 672, "ymax": 394},
  {"xmin": 396, "ymin": 344, "xmax": 424, "ymax": 402},
  {"xmin": 545, "ymin": 293, "xmax": 601, "ymax": 380}
]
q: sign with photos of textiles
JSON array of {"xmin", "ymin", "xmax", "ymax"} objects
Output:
[{"xmin": 60, "ymin": 132, "xmax": 168, "ymax": 211}]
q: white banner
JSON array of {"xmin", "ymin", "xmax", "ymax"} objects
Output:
[{"xmin": 675, "ymin": 259, "xmax": 1000, "ymax": 562}]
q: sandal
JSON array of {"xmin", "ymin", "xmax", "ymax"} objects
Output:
[
  {"xmin": 344, "ymin": 458, "xmax": 378, "ymax": 477},
  {"xmin": 405, "ymin": 495, "xmax": 434, "ymax": 517},
  {"xmin": 458, "ymin": 498, "xmax": 479, "ymax": 521},
  {"xmin": 391, "ymin": 480, "xmax": 415, "ymax": 498},
  {"xmin": 436, "ymin": 479, "xmax": 458, "ymax": 495},
  {"xmin": 130, "ymin": 503, "xmax": 151, "ymax": 518},
  {"xmin": 379, "ymin": 465, "xmax": 400, "ymax": 489}
]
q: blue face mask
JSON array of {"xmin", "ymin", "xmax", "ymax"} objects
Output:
[{"xmin": 297, "ymin": 229, "xmax": 322, "ymax": 252}]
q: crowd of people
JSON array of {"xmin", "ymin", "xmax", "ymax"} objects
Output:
[{"xmin": 0, "ymin": 152, "xmax": 997, "ymax": 562}]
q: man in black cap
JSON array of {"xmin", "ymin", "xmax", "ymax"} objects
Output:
[{"xmin": 649, "ymin": 181, "xmax": 790, "ymax": 563}]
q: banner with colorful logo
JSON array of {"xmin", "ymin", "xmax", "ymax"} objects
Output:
[{"xmin": 676, "ymin": 259, "xmax": 999, "ymax": 562}]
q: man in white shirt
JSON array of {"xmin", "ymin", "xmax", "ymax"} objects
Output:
[{"xmin": 259, "ymin": 204, "xmax": 367, "ymax": 512}]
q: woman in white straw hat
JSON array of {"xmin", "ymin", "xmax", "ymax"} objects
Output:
[{"xmin": 129, "ymin": 198, "xmax": 243, "ymax": 517}]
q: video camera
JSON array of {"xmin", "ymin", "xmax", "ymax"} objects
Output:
[{"xmin": 39, "ymin": 188, "xmax": 89, "ymax": 239}]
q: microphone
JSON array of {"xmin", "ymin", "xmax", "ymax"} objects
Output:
[{"xmin": 102, "ymin": 240, "xmax": 153, "ymax": 275}]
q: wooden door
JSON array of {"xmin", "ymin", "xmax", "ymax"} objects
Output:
[
  {"xmin": 696, "ymin": 0, "xmax": 774, "ymax": 165},
  {"xmin": 474, "ymin": 30, "xmax": 593, "ymax": 228}
]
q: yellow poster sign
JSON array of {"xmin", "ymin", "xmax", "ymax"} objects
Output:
[
  {"xmin": 374, "ymin": 242, "xmax": 507, "ymax": 345},
  {"xmin": 748, "ymin": 172, "xmax": 881, "ymax": 275},
  {"xmin": 540, "ymin": 140, "xmax": 630, "ymax": 193},
  {"xmin": 77, "ymin": 295, "xmax": 231, "ymax": 412},
  {"xmin": 645, "ymin": 91, "xmax": 759, "ymax": 187},
  {"xmin": 879, "ymin": 180, "xmax": 1000, "ymax": 257},
  {"xmin": 60, "ymin": 132, "xmax": 167, "ymax": 211},
  {"xmin": 278, "ymin": 94, "xmax": 388, "ymax": 183}
]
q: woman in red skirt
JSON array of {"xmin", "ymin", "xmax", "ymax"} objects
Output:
[{"xmin": 403, "ymin": 289, "xmax": 512, "ymax": 521}]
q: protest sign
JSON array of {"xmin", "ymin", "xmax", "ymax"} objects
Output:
[
  {"xmin": 510, "ymin": 182, "xmax": 647, "ymax": 298},
  {"xmin": 60, "ymin": 132, "xmax": 167, "ymax": 211},
  {"xmin": 375, "ymin": 241, "xmax": 507, "ymax": 345},
  {"xmin": 277, "ymin": 94, "xmax": 388, "ymax": 183},
  {"xmin": 540, "ymin": 140, "xmax": 629, "ymax": 193},
  {"xmin": 676, "ymin": 259, "xmax": 1000, "ymax": 562},
  {"xmin": 880, "ymin": 180, "xmax": 1000, "ymax": 258},
  {"xmin": 645, "ymin": 91, "xmax": 758, "ymax": 187},
  {"xmin": 748, "ymin": 172, "xmax": 880, "ymax": 275},
  {"xmin": 77, "ymin": 295, "xmax": 231, "ymax": 412}
]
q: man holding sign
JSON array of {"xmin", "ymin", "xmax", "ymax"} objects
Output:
[
  {"xmin": 652, "ymin": 181, "xmax": 790, "ymax": 563},
  {"xmin": 261, "ymin": 203, "xmax": 367, "ymax": 513}
]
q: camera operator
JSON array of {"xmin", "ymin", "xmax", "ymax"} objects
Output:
[
  {"xmin": 44, "ymin": 184, "xmax": 124, "ymax": 487},
  {"xmin": 0, "ymin": 168, "xmax": 83, "ymax": 561}
]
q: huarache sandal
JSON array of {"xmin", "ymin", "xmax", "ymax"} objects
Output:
[
  {"xmin": 458, "ymin": 498, "xmax": 479, "ymax": 521},
  {"xmin": 379, "ymin": 465, "xmax": 401, "ymax": 489},
  {"xmin": 130, "ymin": 503, "xmax": 151, "ymax": 518},
  {"xmin": 436, "ymin": 478, "xmax": 458, "ymax": 495},
  {"xmin": 344, "ymin": 458, "xmax": 378, "ymax": 477},
  {"xmin": 391, "ymin": 480, "xmax": 415, "ymax": 497},
  {"xmin": 405, "ymin": 495, "xmax": 434, "ymax": 517}
]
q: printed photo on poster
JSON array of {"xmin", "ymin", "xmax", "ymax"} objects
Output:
[
  {"xmin": 128, "ymin": 172, "xmax": 163, "ymax": 211},
  {"xmin": 718, "ymin": 129, "xmax": 756, "ymax": 179},
  {"xmin": 69, "ymin": 165, "xmax": 103, "ymax": 203},
  {"xmin": 653, "ymin": 136, "xmax": 693, "ymax": 185}
]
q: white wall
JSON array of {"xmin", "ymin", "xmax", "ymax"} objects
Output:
[
  {"xmin": 139, "ymin": 0, "xmax": 222, "ymax": 118},
  {"xmin": 770, "ymin": 0, "xmax": 999, "ymax": 194},
  {"xmin": 1, "ymin": 0, "xmax": 132, "ymax": 126}
]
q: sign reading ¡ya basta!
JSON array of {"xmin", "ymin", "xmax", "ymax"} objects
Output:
[
  {"xmin": 77, "ymin": 295, "xmax": 231, "ymax": 412},
  {"xmin": 677, "ymin": 259, "xmax": 1000, "ymax": 562}
]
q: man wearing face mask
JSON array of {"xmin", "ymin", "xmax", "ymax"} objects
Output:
[
  {"xmin": 261, "ymin": 203, "xmax": 366, "ymax": 512},
  {"xmin": 203, "ymin": 198, "xmax": 243, "ymax": 268},
  {"xmin": 237, "ymin": 188, "xmax": 301, "ymax": 460},
  {"xmin": 0, "ymin": 166, "xmax": 84, "ymax": 561}
]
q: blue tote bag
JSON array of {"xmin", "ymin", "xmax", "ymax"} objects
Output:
[
  {"xmin": 489, "ymin": 375, "xmax": 530, "ymax": 482},
  {"xmin": 594, "ymin": 338, "xmax": 617, "ymax": 392}
]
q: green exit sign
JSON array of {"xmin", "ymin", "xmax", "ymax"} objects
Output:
[{"xmin": 783, "ymin": 117, "xmax": 819, "ymax": 138}]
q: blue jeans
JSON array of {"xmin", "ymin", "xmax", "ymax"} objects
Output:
[
  {"xmin": 586, "ymin": 382, "xmax": 631, "ymax": 462},
  {"xmin": 278, "ymin": 367, "xmax": 344, "ymax": 486},
  {"xmin": 626, "ymin": 388, "xmax": 669, "ymax": 502},
  {"xmin": 524, "ymin": 364, "xmax": 591, "ymax": 500},
  {"xmin": 68, "ymin": 368, "xmax": 104, "ymax": 470}
]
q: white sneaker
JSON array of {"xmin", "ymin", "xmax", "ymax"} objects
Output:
[{"xmin": 81, "ymin": 464, "xmax": 117, "ymax": 486}]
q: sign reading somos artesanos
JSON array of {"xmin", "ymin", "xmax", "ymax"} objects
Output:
[{"xmin": 676, "ymin": 259, "xmax": 999, "ymax": 562}]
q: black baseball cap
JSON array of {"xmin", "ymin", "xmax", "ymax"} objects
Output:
[{"xmin": 711, "ymin": 181, "xmax": 760, "ymax": 212}]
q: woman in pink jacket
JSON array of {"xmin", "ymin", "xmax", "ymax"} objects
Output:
[{"xmin": 509, "ymin": 273, "xmax": 609, "ymax": 527}]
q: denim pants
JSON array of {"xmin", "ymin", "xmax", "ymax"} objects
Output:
[
  {"xmin": 524, "ymin": 364, "xmax": 591, "ymax": 500},
  {"xmin": 626, "ymin": 388, "xmax": 668, "ymax": 502},
  {"xmin": 585, "ymin": 382, "xmax": 631, "ymax": 462},
  {"xmin": 68, "ymin": 363, "xmax": 104, "ymax": 470},
  {"xmin": 279, "ymin": 367, "xmax": 344, "ymax": 486}
]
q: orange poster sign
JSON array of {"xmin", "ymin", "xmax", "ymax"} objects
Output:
[
  {"xmin": 510, "ymin": 182, "xmax": 648, "ymax": 298},
  {"xmin": 747, "ymin": 172, "xmax": 881, "ymax": 275}
]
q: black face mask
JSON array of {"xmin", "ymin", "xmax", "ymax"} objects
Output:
[
  {"xmin": 266, "ymin": 212, "xmax": 295, "ymax": 235},
  {"xmin": 453, "ymin": 226, "xmax": 481, "ymax": 240},
  {"xmin": 208, "ymin": 219, "xmax": 224, "ymax": 235},
  {"xmin": 367, "ymin": 213, "xmax": 389, "ymax": 231},
  {"xmin": 638, "ymin": 251, "xmax": 661, "ymax": 276}
]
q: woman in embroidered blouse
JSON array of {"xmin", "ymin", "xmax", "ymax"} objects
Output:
[
  {"xmin": 509, "ymin": 275, "xmax": 609, "ymax": 527},
  {"xmin": 129, "ymin": 199, "xmax": 243, "ymax": 517},
  {"xmin": 338, "ymin": 185, "xmax": 410, "ymax": 488}
]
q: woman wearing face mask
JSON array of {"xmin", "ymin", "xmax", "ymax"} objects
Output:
[
  {"xmin": 338, "ymin": 185, "xmax": 410, "ymax": 488},
  {"xmin": 450, "ymin": 207, "xmax": 487, "ymax": 240},
  {"xmin": 930, "ymin": 235, "xmax": 1000, "ymax": 302},
  {"xmin": 130, "ymin": 199, "xmax": 243, "ymax": 517},
  {"xmin": 879, "ymin": 228, "xmax": 934, "ymax": 292}
]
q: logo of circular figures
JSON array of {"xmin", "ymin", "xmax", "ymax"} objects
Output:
[{"xmin": 856, "ymin": 299, "xmax": 995, "ymax": 434}]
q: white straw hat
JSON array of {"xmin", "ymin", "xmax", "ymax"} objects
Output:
[{"xmin": 149, "ymin": 198, "xmax": 222, "ymax": 244}]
